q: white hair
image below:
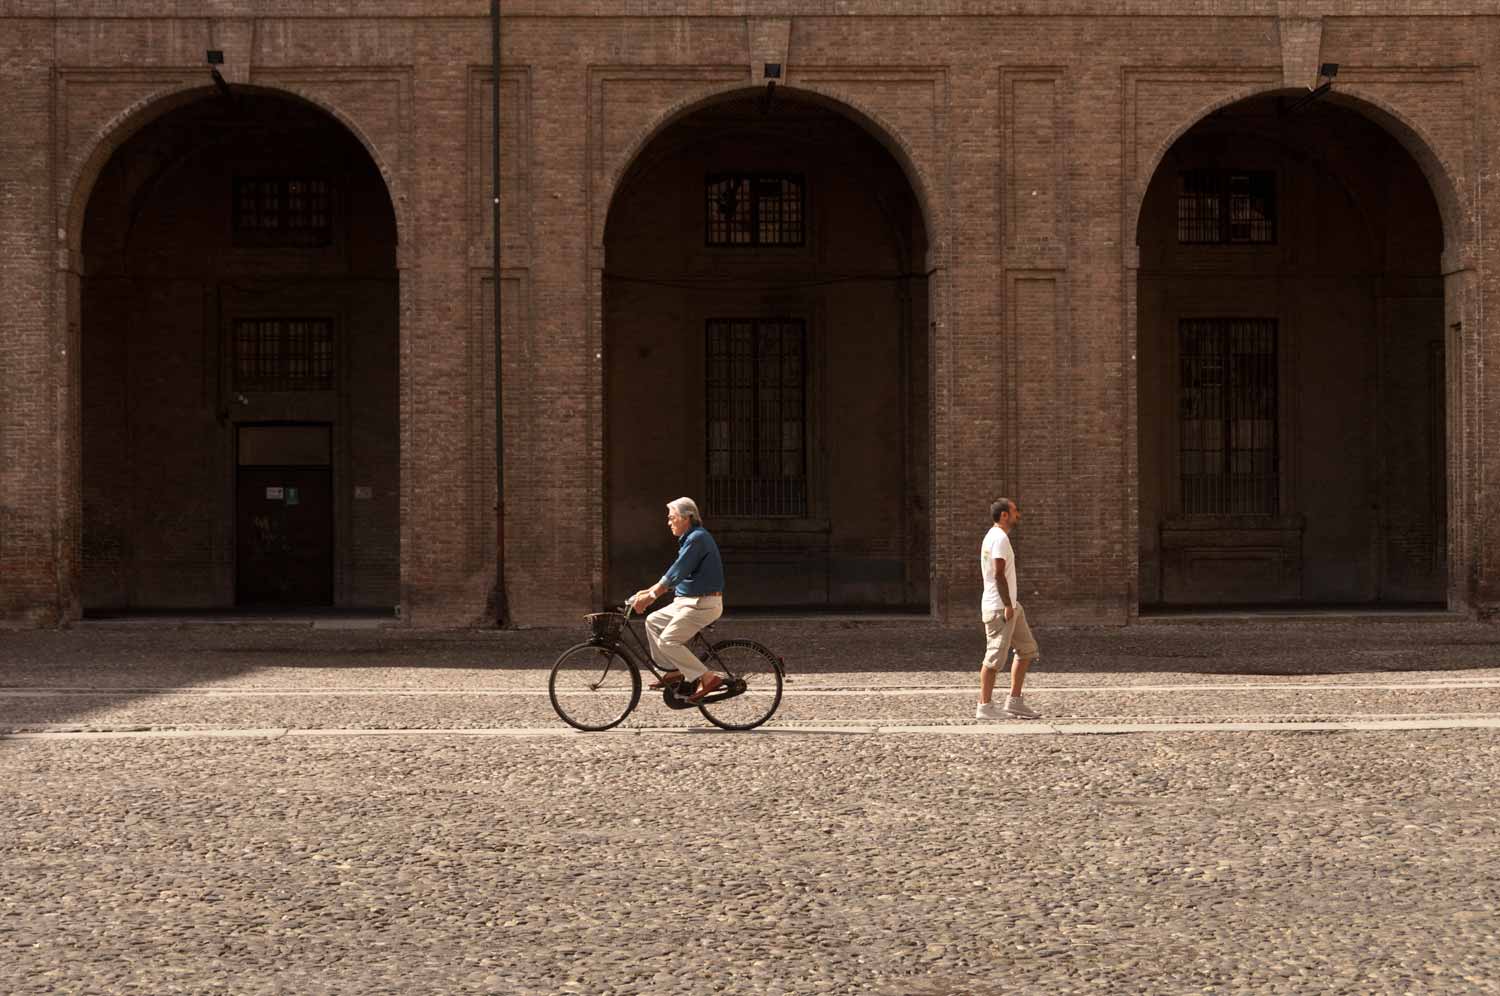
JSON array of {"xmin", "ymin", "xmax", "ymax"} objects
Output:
[{"xmin": 667, "ymin": 497, "xmax": 701, "ymax": 526}]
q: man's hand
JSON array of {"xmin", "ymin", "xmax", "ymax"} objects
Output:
[
  {"xmin": 1004, "ymin": 604, "xmax": 1015, "ymax": 622},
  {"xmin": 629, "ymin": 590, "xmax": 656, "ymax": 614}
]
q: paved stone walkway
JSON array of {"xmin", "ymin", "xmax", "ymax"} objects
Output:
[
  {"xmin": 3, "ymin": 616, "xmax": 1500, "ymax": 734},
  {"xmin": 3, "ymin": 617, "xmax": 1499, "ymax": 994}
]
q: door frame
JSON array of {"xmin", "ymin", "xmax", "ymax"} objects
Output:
[{"xmin": 234, "ymin": 421, "xmax": 335, "ymax": 607}]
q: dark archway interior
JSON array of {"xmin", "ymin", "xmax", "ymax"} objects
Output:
[
  {"xmin": 604, "ymin": 93, "xmax": 931, "ymax": 609},
  {"xmin": 81, "ymin": 91, "xmax": 399, "ymax": 610},
  {"xmin": 1137, "ymin": 94, "xmax": 1446, "ymax": 608}
]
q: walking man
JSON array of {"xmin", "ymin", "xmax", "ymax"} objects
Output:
[
  {"xmin": 975, "ymin": 497, "xmax": 1042, "ymax": 720},
  {"xmin": 629, "ymin": 497, "xmax": 726, "ymax": 704}
]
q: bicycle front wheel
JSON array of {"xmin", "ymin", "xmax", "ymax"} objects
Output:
[
  {"xmin": 549, "ymin": 642, "xmax": 640, "ymax": 732},
  {"xmin": 698, "ymin": 640, "xmax": 784, "ymax": 731}
]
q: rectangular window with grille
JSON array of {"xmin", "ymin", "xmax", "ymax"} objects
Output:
[
  {"xmin": 234, "ymin": 319, "xmax": 336, "ymax": 392},
  {"xmin": 1178, "ymin": 170, "xmax": 1276, "ymax": 244},
  {"xmin": 1179, "ymin": 318, "xmax": 1278, "ymax": 514},
  {"xmin": 706, "ymin": 318, "xmax": 808, "ymax": 517},
  {"xmin": 706, "ymin": 174, "xmax": 805, "ymax": 247},
  {"xmin": 234, "ymin": 178, "xmax": 333, "ymax": 246}
]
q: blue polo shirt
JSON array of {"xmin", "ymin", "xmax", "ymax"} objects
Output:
[{"xmin": 659, "ymin": 525, "xmax": 725, "ymax": 596}]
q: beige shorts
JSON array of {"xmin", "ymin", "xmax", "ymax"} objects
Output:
[{"xmin": 980, "ymin": 603, "xmax": 1038, "ymax": 670}]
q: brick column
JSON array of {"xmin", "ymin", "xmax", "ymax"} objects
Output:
[
  {"xmin": 0, "ymin": 21, "xmax": 70, "ymax": 625},
  {"xmin": 508, "ymin": 64, "xmax": 593, "ymax": 626},
  {"xmin": 1122, "ymin": 245, "xmax": 1143, "ymax": 620},
  {"xmin": 400, "ymin": 56, "xmax": 495, "ymax": 627}
]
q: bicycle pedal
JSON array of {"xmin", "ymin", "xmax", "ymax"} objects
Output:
[{"xmin": 660, "ymin": 686, "xmax": 698, "ymax": 710}]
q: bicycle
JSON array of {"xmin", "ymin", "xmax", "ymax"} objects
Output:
[{"xmin": 548, "ymin": 604, "xmax": 785, "ymax": 732}]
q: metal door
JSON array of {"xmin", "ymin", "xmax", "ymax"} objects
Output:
[
  {"xmin": 236, "ymin": 466, "xmax": 333, "ymax": 606},
  {"xmin": 236, "ymin": 424, "xmax": 334, "ymax": 606}
]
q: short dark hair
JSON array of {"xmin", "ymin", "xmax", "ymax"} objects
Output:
[{"xmin": 991, "ymin": 497, "xmax": 1014, "ymax": 522}]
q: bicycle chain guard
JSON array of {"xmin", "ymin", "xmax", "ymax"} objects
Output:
[{"xmin": 661, "ymin": 677, "xmax": 746, "ymax": 709}]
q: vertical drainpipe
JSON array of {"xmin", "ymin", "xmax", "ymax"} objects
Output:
[{"xmin": 492, "ymin": 0, "xmax": 510, "ymax": 625}]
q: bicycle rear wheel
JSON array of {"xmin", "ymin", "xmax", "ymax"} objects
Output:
[
  {"xmin": 549, "ymin": 642, "xmax": 640, "ymax": 732},
  {"xmin": 697, "ymin": 640, "xmax": 783, "ymax": 731}
]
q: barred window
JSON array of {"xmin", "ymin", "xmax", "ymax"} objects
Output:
[
  {"xmin": 706, "ymin": 319, "xmax": 808, "ymax": 517},
  {"xmin": 1179, "ymin": 318, "xmax": 1278, "ymax": 514},
  {"xmin": 706, "ymin": 174, "xmax": 805, "ymax": 247},
  {"xmin": 1178, "ymin": 170, "xmax": 1275, "ymax": 244},
  {"xmin": 234, "ymin": 178, "xmax": 332, "ymax": 246},
  {"xmin": 234, "ymin": 319, "xmax": 335, "ymax": 392}
]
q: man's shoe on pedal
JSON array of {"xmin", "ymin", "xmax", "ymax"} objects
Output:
[{"xmin": 687, "ymin": 672, "xmax": 724, "ymax": 704}]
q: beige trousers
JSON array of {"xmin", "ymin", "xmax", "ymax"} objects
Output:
[
  {"xmin": 646, "ymin": 595, "xmax": 724, "ymax": 681},
  {"xmin": 981, "ymin": 603, "xmax": 1039, "ymax": 671}
]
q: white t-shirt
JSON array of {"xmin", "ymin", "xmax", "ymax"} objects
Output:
[{"xmin": 980, "ymin": 525, "xmax": 1018, "ymax": 616}]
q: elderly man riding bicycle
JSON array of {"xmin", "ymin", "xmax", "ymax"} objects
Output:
[{"xmin": 629, "ymin": 496, "xmax": 726, "ymax": 704}]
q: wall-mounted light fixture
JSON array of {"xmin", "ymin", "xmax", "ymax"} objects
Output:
[
  {"xmin": 761, "ymin": 64, "xmax": 781, "ymax": 114},
  {"xmin": 206, "ymin": 50, "xmax": 234, "ymax": 101},
  {"xmin": 1281, "ymin": 62, "xmax": 1339, "ymax": 116}
]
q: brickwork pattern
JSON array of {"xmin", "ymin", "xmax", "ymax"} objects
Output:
[{"xmin": 1, "ymin": 4, "xmax": 1498, "ymax": 628}]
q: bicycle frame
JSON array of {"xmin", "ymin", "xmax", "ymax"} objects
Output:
[
  {"xmin": 602, "ymin": 605, "xmax": 719, "ymax": 679},
  {"xmin": 553, "ymin": 603, "xmax": 785, "ymax": 730}
]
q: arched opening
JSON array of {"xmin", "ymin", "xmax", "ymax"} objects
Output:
[
  {"xmin": 79, "ymin": 89, "xmax": 400, "ymax": 611},
  {"xmin": 603, "ymin": 90, "xmax": 931, "ymax": 610},
  {"xmin": 1136, "ymin": 93, "xmax": 1447, "ymax": 608}
]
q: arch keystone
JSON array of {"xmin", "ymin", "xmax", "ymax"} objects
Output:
[
  {"xmin": 1278, "ymin": 17, "xmax": 1323, "ymax": 89},
  {"xmin": 748, "ymin": 18, "xmax": 791, "ymax": 82}
]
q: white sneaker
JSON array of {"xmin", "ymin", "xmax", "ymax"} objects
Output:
[
  {"xmin": 974, "ymin": 701, "xmax": 1004, "ymax": 721},
  {"xmin": 1003, "ymin": 695, "xmax": 1041, "ymax": 720}
]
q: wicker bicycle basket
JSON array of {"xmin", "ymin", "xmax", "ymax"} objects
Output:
[{"xmin": 585, "ymin": 611, "xmax": 626, "ymax": 643}]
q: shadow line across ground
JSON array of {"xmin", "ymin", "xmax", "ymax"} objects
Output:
[{"xmin": 1, "ymin": 616, "xmax": 1498, "ymax": 731}]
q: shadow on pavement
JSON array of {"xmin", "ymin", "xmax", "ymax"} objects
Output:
[{"xmin": 2, "ymin": 615, "xmax": 1499, "ymax": 730}]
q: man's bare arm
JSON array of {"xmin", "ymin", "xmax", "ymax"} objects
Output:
[{"xmin": 995, "ymin": 559, "xmax": 1012, "ymax": 608}]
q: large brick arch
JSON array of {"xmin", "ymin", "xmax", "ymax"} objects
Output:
[
  {"xmin": 61, "ymin": 82, "xmax": 409, "ymax": 254},
  {"xmin": 1127, "ymin": 85, "xmax": 1466, "ymax": 259},
  {"xmin": 598, "ymin": 82, "xmax": 944, "ymax": 263},
  {"xmin": 53, "ymin": 82, "xmax": 408, "ymax": 622},
  {"xmin": 591, "ymin": 81, "xmax": 947, "ymax": 616},
  {"xmin": 1122, "ymin": 83, "xmax": 1476, "ymax": 617}
]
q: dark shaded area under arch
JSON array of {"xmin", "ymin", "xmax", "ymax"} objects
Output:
[
  {"xmin": 604, "ymin": 93, "xmax": 931, "ymax": 610},
  {"xmin": 80, "ymin": 92, "xmax": 400, "ymax": 611},
  {"xmin": 1137, "ymin": 94, "xmax": 1446, "ymax": 608}
]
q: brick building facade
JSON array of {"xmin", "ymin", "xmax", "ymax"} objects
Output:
[{"xmin": 1, "ymin": 2, "xmax": 1498, "ymax": 627}]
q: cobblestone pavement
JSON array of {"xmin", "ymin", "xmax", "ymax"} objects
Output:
[{"xmin": 3, "ymin": 617, "xmax": 1500, "ymax": 994}]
